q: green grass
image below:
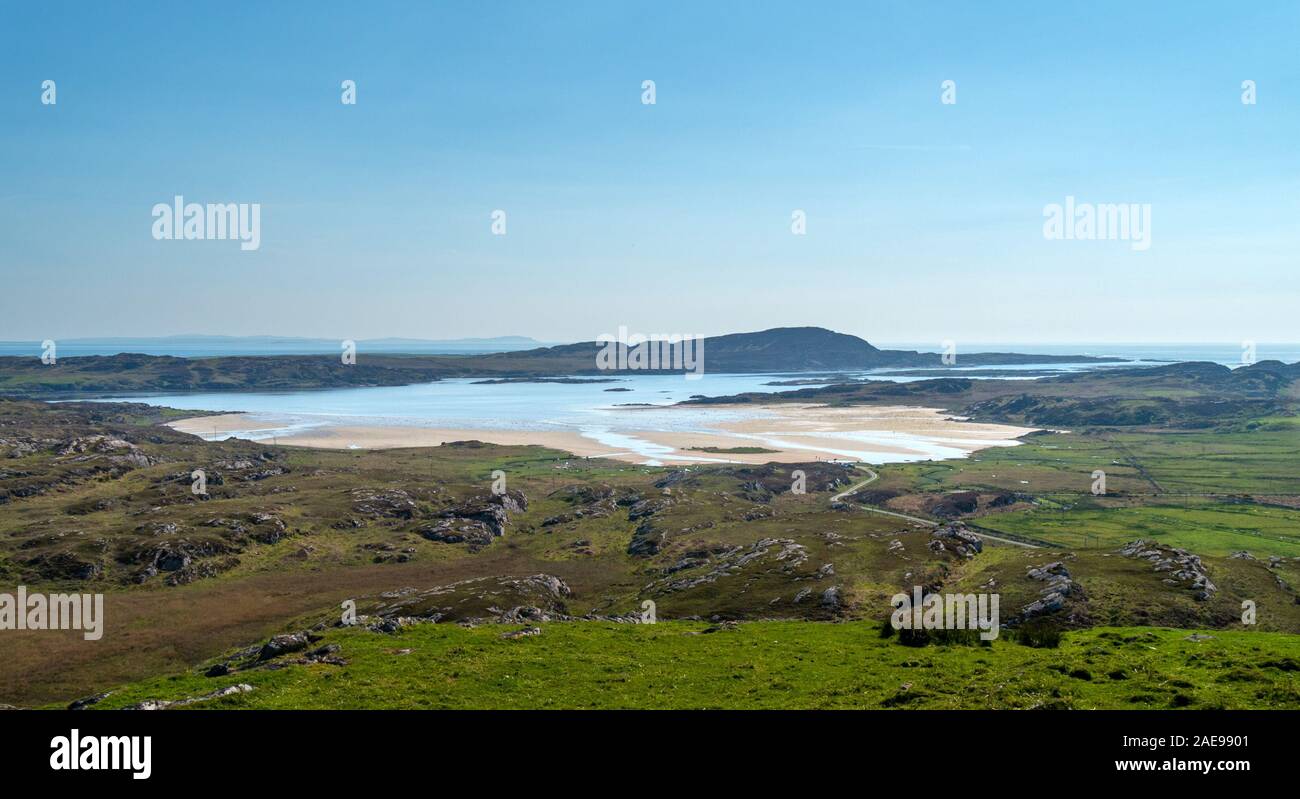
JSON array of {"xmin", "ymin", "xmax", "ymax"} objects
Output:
[
  {"xmin": 876, "ymin": 423, "xmax": 1300, "ymax": 498},
  {"xmin": 1108, "ymin": 422, "xmax": 1300, "ymax": 494},
  {"xmin": 84, "ymin": 621, "xmax": 1300, "ymax": 710},
  {"xmin": 974, "ymin": 502, "xmax": 1300, "ymax": 558},
  {"xmin": 874, "ymin": 432, "xmax": 1153, "ymax": 495}
]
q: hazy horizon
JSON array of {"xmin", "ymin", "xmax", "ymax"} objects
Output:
[{"xmin": 3, "ymin": 330, "xmax": 1300, "ymax": 349}]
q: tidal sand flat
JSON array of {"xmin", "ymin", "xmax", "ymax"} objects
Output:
[{"xmin": 169, "ymin": 403, "xmax": 1036, "ymax": 465}]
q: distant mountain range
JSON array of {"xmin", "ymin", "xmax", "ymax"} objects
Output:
[
  {"xmin": 0, "ymin": 327, "xmax": 1125, "ymax": 371},
  {"xmin": 0, "ymin": 327, "xmax": 1137, "ymax": 397},
  {"xmin": 476, "ymin": 327, "xmax": 1125, "ymax": 372}
]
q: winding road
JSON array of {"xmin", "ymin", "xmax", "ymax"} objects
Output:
[{"xmin": 830, "ymin": 465, "xmax": 1042, "ymax": 549}]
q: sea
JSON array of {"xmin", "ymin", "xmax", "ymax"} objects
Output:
[{"xmin": 22, "ymin": 340, "xmax": 1297, "ymax": 464}]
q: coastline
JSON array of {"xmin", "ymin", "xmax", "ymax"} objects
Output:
[{"xmin": 167, "ymin": 403, "xmax": 1038, "ymax": 465}]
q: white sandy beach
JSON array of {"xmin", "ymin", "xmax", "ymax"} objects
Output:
[{"xmin": 168, "ymin": 404, "xmax": 1036, "ymax": 465}]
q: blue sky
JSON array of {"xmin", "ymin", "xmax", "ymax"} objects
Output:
[{"xmin": 2, "ymin": 1, "xmax": 1297, "ymax": 344}]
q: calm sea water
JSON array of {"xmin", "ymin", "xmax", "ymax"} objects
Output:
[
  {"xmin": 880, "ymin": 343, "xmax": 1300, "ymax": 365},
  {"xmin": 99, "ymin": 373, "xmax": 1030, "ymax": 463},
  {"xmin": 80, "ymin": 343, "xmax": 1297, "ymax": 463}
]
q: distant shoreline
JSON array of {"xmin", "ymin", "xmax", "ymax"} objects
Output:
[{"xmin": 167, "ymin": 404, "xmax": 1039, "ymax": 466}]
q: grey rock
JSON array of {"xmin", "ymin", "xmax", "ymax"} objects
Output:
[{"xmin": 258, "ymin": 632, "xmax": 310, "ymax": 661}]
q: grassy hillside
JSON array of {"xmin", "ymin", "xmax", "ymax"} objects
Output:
[{"xmin": 3, "ymin": 397, "xmax": 1298, "ymax": 709}]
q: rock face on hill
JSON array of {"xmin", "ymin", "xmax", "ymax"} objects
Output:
[
  {"xmin": 353, "ymin": 574, "xmax": 575, "ymax": 625},
  {"xmin": 1019, "ymin": 560, "xmax": 1078, "ymax": 621},
  {"xmin": 417, "ymin": 490, "xmax": 528, "ymax": 550},
  {"xmin": 1120, "ymin": 540, "xmax": 1217, "ymax": 600},
  {"xmin": 929, "ymin": 524, "xmax": 984, "ymax": 558}
]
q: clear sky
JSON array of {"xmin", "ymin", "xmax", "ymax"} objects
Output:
[{"xmin": 2, "ymin": 1, "xmax": 1297, "ymax": 344}]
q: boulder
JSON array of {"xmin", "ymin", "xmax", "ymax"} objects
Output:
[{"xmin": 258, "ymin": 632, "xmax": 310, "ymax": 661}]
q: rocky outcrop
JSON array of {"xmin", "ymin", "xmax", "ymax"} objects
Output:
[
  {"xmin": 627, "ymin": 520, "xmax": 666, "ymax": 557},
  {"xmin": 1020, "ymin": 560, "xmax": 1076, "ymax": 620},
  {"xmin": 627, "ymin": 497, "xmax": 672, "ymax": 521},
  {"xmin": 354, "ymin": 573, "xmax": 574, "ymax": 625},
  {"xmin": 625, "ymin": 495, "xmax": 677, "ymax": 556},
  {"xmin": 643, "ymin": 538, "xmax": 809, "ymax": 595},
  {"xmin": 418, "ymin": 518, "xmax": 495, "ymax": 548},
  {"xmin": 58, "ymin": 435, "xmax": 157, "ymax": 468},
  {"xmin": 548, "ymin": 484, "xmax": 620, "ymax": 518},
  {"xmin": 202, "ymin": 512, "xmax": 289, "ymax": 544},
  {"xmin": 930, "ymin": 524, "xmax": 983, "ymax": 558},
  {"xmin": 258, "ymin": 633, "xmax": 311, "ymax": 661},
  {"xmin": 928, "ymin": 491, "xmax": 979, "ymax": 518},
  {"xmin": 350, "ymin": 488, "xmax": 420, "ymax": 520},
  {"xmin": 119, "ymin": 537, "xmax": 240, "ymax": 584},
  {"xmin": 164, "ymin": 557, "xmax": 241, "ymax": 586},
  {"xmin": 1120, "ymin": 540, "xmax": 1217, "ymax": 600},
  {"xmin": 22, "ymin": 551, "xmax": 103, "ymax": 581},
  {"xmin": 126, "ymin": 683, "xmax": 254, "ymax": 710},
  {"xmin": 67, "ymin": 691, "xmax": 112, "ymax": 710},
  {"xmin": 417, "ymin": 490, "xmax": 528, "ymax": 550},
  {"xmin": 820, "ymin": 586, "xmax": 843, "ymax": 608}
]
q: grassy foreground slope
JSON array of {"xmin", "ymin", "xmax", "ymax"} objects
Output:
[{"xmin": 85, "ymin": 622, "xmax": 1300, "ymax": 710}]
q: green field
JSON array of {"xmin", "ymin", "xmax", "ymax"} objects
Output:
[
  {"xmin": 868, "ymin": 420, "xmax": 1300, "ymax": 559},
  {"xmin": 82, "ymin": 621, "xmax": 1300, "ymax": 710},
  {"xmin": 877, "ymin": 422, "xmax": 1300, "ymax": 498},
  {"xmin": 975, "ymin": 502, "xmax": 1300, "ymax": 559}
]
